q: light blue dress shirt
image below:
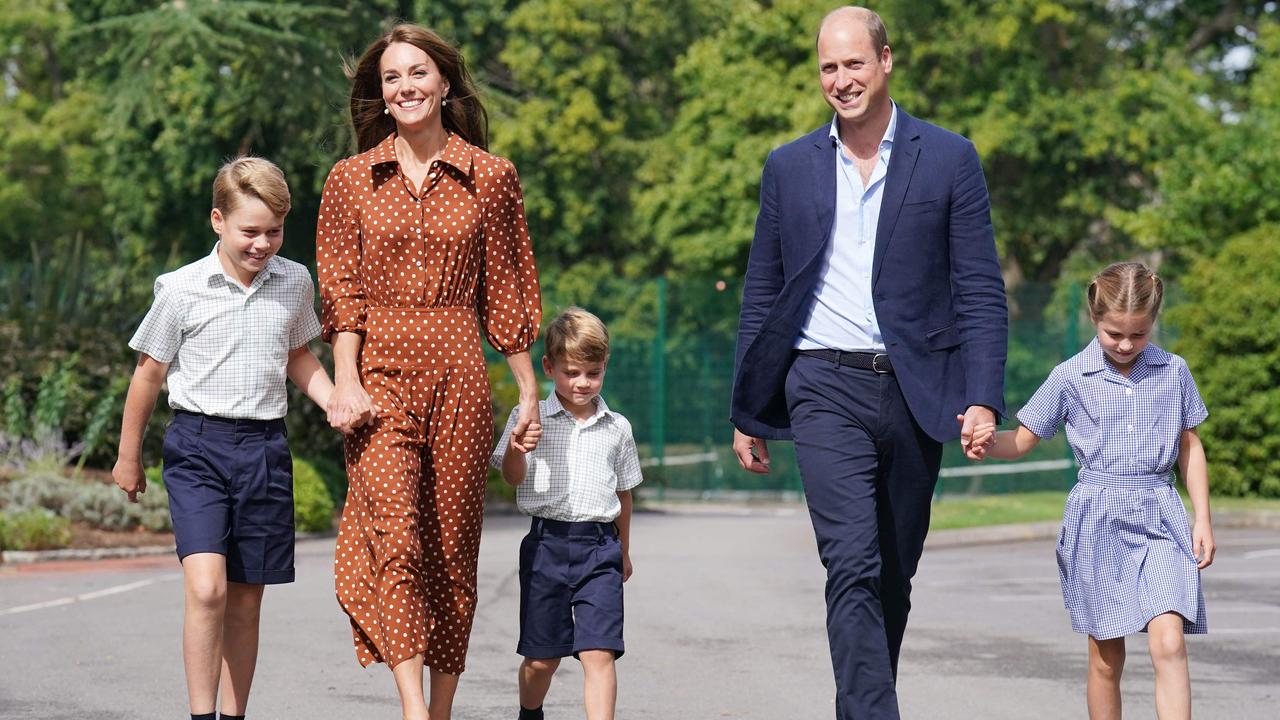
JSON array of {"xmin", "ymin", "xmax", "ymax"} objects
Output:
[{"xmin": 796, "ymin": 104, "xmax": 897, "ymax": 352}]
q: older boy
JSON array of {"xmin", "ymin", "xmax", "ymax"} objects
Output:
[
  {"xmin": 492, "ymin": 306, "xmax": 643, "ymax": 720},
  {"xmin": 112, "ymin": 157, "xmax": 340, "ymax": 720}
]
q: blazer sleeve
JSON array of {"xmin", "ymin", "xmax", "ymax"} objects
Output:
[
  {"xmin": 732, "ymin": 151, "xmax": 785, "ymax": 394},
  {"xmin": 946, "ymin": 141, "xmax": 1008, "ymax": 418}
]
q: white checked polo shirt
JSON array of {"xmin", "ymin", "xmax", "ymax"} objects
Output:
[
  {"xmin": 129, "ymin": 245, "xmax": 322, "ymax": 420},
  {"xmin": 491, "ymin": 392, "xmax": 644, "ymax": 523}
]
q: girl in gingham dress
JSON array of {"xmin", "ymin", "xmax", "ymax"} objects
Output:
[{"xmin": 969, "ymin": 262, "xmax": 1215, "ymax": 720}]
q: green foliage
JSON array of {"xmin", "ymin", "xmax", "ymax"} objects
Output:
[
  {"xmin": 1117, "ymin": 20, "xmax": 1280, "ymax": 270},
  {"xmin": 0, "ymin": 472, "xmax": 170, "ymax": 531},
  {"xmin": 305, "ymin": 453, "xmax": 348, "ymax": 510},
  {"xmin": 1168, "ymin": 226, "xmax": 1280, "ymax": 497},
  {"xmin": 293, "ymin": 457, "xmax": 336, "ymax": 532},
  {"xmin": 2, "ymin": 375, "xmax": 26, "ymax": 441},
  {"xmin": 0, "ymin": 508, "xmax": 73, "ymax": 551}
]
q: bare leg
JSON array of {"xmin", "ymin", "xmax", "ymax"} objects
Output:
[
  {"xmin": 1148, "ymin": 613, "xmax": 1191, "ymax": 720},
  {"xmin": 427, "ymin": 668, "xmax": 461, "ymax": 720},
  {"xmin": 182, "ymin": 553, "xmax": 228, "ymax": 716},
  {"xmin": 518, "ymin": 657, "xmax": 561, "ymax": 711},
  {"xmin": 218, "ymin": 581, "xmax": 265, "ymax": 716},
  {"xmin": 1087, "ymin": 634, "xmax": 1125, "ymax": 720},
  {"xmin": 580, "ymin": 650, "xmax": 617, "ymax": 720},
  {"xmin": 391, "ymin": 653, "xmax": 429, "ymax": 720}
]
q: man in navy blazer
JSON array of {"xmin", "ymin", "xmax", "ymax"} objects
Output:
[{"xmin": 731, "ymin": 7, "xmax": 1007, "ymax": 719}]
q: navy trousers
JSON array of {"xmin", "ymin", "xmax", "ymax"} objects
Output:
[{"xmin": 785, "ymin": 353, "xmax": 943, "ymax": 720}]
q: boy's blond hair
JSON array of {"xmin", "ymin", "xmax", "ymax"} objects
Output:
[
  {"xmin": 212, "ymin": 156, "xmax": 291, "ymax": 216},
  {"xmin": 544, "ymin": 306, "xmax": 610, "ymax": 365}
]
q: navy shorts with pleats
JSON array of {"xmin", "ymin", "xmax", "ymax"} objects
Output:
[
  {"xmin": 162, "ymin": 410, "xmax": 295, "ymax": 584},
  {"xmin": 517, "ymin": 517, "xmax": 625, "ymax": 660}
]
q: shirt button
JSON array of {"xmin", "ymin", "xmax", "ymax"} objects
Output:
[
  {"xmin": 1125, "ymin": 388, "xmax": 1133, "ymax": 396},
  {"xmin": 1127, "ymin": 425, "xmax": 1134, "ymax": 432}
]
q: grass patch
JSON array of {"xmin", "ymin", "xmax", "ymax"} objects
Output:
[
  {"xmin": 930, "ymin": 490, "xmax": 1280, "ymax": 531},
  {"xmin": 929, "ymin": 491, "xmax": 1067, "ymax": 530}
]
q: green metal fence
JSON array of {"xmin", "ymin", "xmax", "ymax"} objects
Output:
[{"xmin": 495, "ymin": 276, "xmax": 1172, "ymax": 499}]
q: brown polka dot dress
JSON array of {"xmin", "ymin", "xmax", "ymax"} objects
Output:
[{"xmin": 317, "ymin": 132, "xmax": 540, "ymax": 673}]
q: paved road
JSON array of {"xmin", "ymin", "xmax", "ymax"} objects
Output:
[{"xmin": 2, "ymin": 510, "xmax": 1278, "ymax": 719}]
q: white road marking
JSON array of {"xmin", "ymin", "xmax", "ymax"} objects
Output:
[
  {"xmin": 0, "ymin": 573, "xmax": 180, "ymax": 617},
  {"xmin": 1242, "ymin": 548, "xmax": 1280, "ymax": 560}
]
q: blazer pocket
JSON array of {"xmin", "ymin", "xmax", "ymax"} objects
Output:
[
  {"xmin": 901, "ymin": 197, "xmax": 941, "ymax": 214},
  {"xmin": 925, "ymin": 322, "xmax": 961, "ymax": 351}
]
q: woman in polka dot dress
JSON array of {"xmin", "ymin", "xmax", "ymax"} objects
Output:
[{"xmin": 318, "ymin": 24, "xmax": 542, "ymax": 720}]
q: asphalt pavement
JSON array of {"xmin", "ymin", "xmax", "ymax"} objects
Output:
[{"xmin": 2, "ymin": 509, "xmax": 1277, "ymax": 719}]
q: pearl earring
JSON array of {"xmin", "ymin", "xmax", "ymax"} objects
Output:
[
  {"xmin": 442, "ymin": 97, "xmax": 448, "ymax": 107},
  {"xmin": 383, "ymin": 105, "xmax": 390, "ymax": 115}
]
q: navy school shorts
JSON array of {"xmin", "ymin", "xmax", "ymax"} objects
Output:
[
  {"xmin": 162, "ymin": 410, "xmax": 295, "ymax": 584},
  {"xmin": 518, "ymin": 517, "xmax": 625, "ymax": 660}
]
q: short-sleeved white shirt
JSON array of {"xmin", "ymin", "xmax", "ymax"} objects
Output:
[
  {"xmin": 129, "ymin": 245, "xmax": 322, "ymax": 420},
  {"xmin": 491, "ymin": 392, "xmax": 644, "ymax": 522}
]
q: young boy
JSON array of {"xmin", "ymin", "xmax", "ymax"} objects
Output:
[
  {"xmin": 491, "ymin": 306, "xmax": 644, "ymax": 720},
  {"xmin": 112, "ymin": 157, "xmax": 342, "ymax": 720}
]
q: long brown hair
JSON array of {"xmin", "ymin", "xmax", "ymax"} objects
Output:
[
  {"xmin": 1087, "ymin": 262, "xmax": 1164, "ymax": 321},
  {"xmin": 346, "ymin": 23, "xmax": 488, "ymax": 153}
]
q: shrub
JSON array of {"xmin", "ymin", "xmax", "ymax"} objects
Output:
[
  {"xmin": 0, "ymin": 508, "xmax": 74, "ymax": 550},
  {"xmin": 293, "ymin": 457, "xmax": 335, "ymax": 532},
  {"xmin": 306, "ymin": 454, "xmax": 348, "ymax": 509},
  {"xmin": 1168, "ymin": 225, "xmax": 1280, "ymax": 497},
  {"xmin": 0, "ymin": 472, "xmax": 171, "ymax": 531}
]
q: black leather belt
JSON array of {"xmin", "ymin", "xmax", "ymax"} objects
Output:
[{"xmin": 797, "ymin": 349, "xmax": 894, "ymax": 374}]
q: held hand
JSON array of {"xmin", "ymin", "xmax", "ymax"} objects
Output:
[
  {"xmin": 1193, "ymin": 521, "xmax": 1216, "ymax": 569},
  {"xmin": 112, "ymin": 458, "xmax": 146, "ymax": 503},
  {"xmin": 959, "ymin": 406, "xmax": 997, "ymax": 461},
  {"xmin": 732, "ymin": 428, "xmax": 770, "ymax": 474},
  {"xmin": 957, "ymin": 415, "xmax": 997, "ymax": 461},
  {"xmin": 510, "ymin": 398, "xmax": 542, "ymax": 453},
  {"xmin": 328, "ymin": 378, "xmax": 375, "ymax": 435},
  {"xmin": 622, "ymin": 551, "xmax": 633, "ymax": 582}
]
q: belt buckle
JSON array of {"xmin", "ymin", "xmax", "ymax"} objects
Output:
[{"xmin": 871, "ymin": 353, "xmax": 890, "ymax": 374}]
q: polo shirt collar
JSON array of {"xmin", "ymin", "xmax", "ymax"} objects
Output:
[
  {"xmin": 544, "ymin": 390, "xmax": 614, "ymax": 426},
  {"xmin": 205, "ymin": 243, "xmax": 284, "ymax": 291}
]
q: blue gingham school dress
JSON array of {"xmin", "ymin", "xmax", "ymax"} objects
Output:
[{"xmin": 1018, "ymin": 339, "xmax": 1209, "ymax": 640}]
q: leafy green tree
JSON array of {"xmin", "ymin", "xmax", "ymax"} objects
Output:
[{"xmin": 1168, "ymin": 225, "xmax": 1280, "ymax": 497}]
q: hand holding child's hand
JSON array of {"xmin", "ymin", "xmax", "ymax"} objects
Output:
[
  {"xmin": 1193, "ymin": 520, "xmax": 1216, "ymax": 569},
  {"xmin": 957, "ymin": 414, "xmax": 997, "ymax": 461},
  {"xmin": 328, "ymin": 380, "xmax": 376, "ymax": 435},
  {"xmin": 112, "ymin": 458, "xmax": 146, "ymax": 503},
  {"xmin": 510, "ymin": 399, "xmax": 542, "ymax": 453}
]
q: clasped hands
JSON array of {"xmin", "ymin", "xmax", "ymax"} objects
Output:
[
  {"xmin": 326, "ymin": 380, "xmax": 376, "ymax": 435},
  {"xmin": 956, "ymin": 405, "xmax": 997, "ymax": 461}
]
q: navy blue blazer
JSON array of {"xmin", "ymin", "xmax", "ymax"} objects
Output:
[{"xmin": 731, "ymin": 109, "xmax": 1008, "ymax": 443}]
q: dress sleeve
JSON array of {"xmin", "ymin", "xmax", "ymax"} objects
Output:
[
  {"xmin": 316, "ymin": 158, "xmax": 366, "ymax": 342},
  {"xmin": 477, "ymin": 159, "xmax": 541, "ymax": 355},
  {"xmin": 1179, "ymin": 363, "xmax": 1209, "ymax": 430},
  {"xmin": 1017, "ymin": 366, "xmax": 1068, "ymax": 439}
]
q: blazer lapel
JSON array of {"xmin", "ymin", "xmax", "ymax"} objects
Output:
[
  {"xmin": 872, "ymin": 113, "xmax": 921, "ymax": 287},
  {"xmin": 809, "ymin": 132, "xmax": 836, "ymax": 266}
]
